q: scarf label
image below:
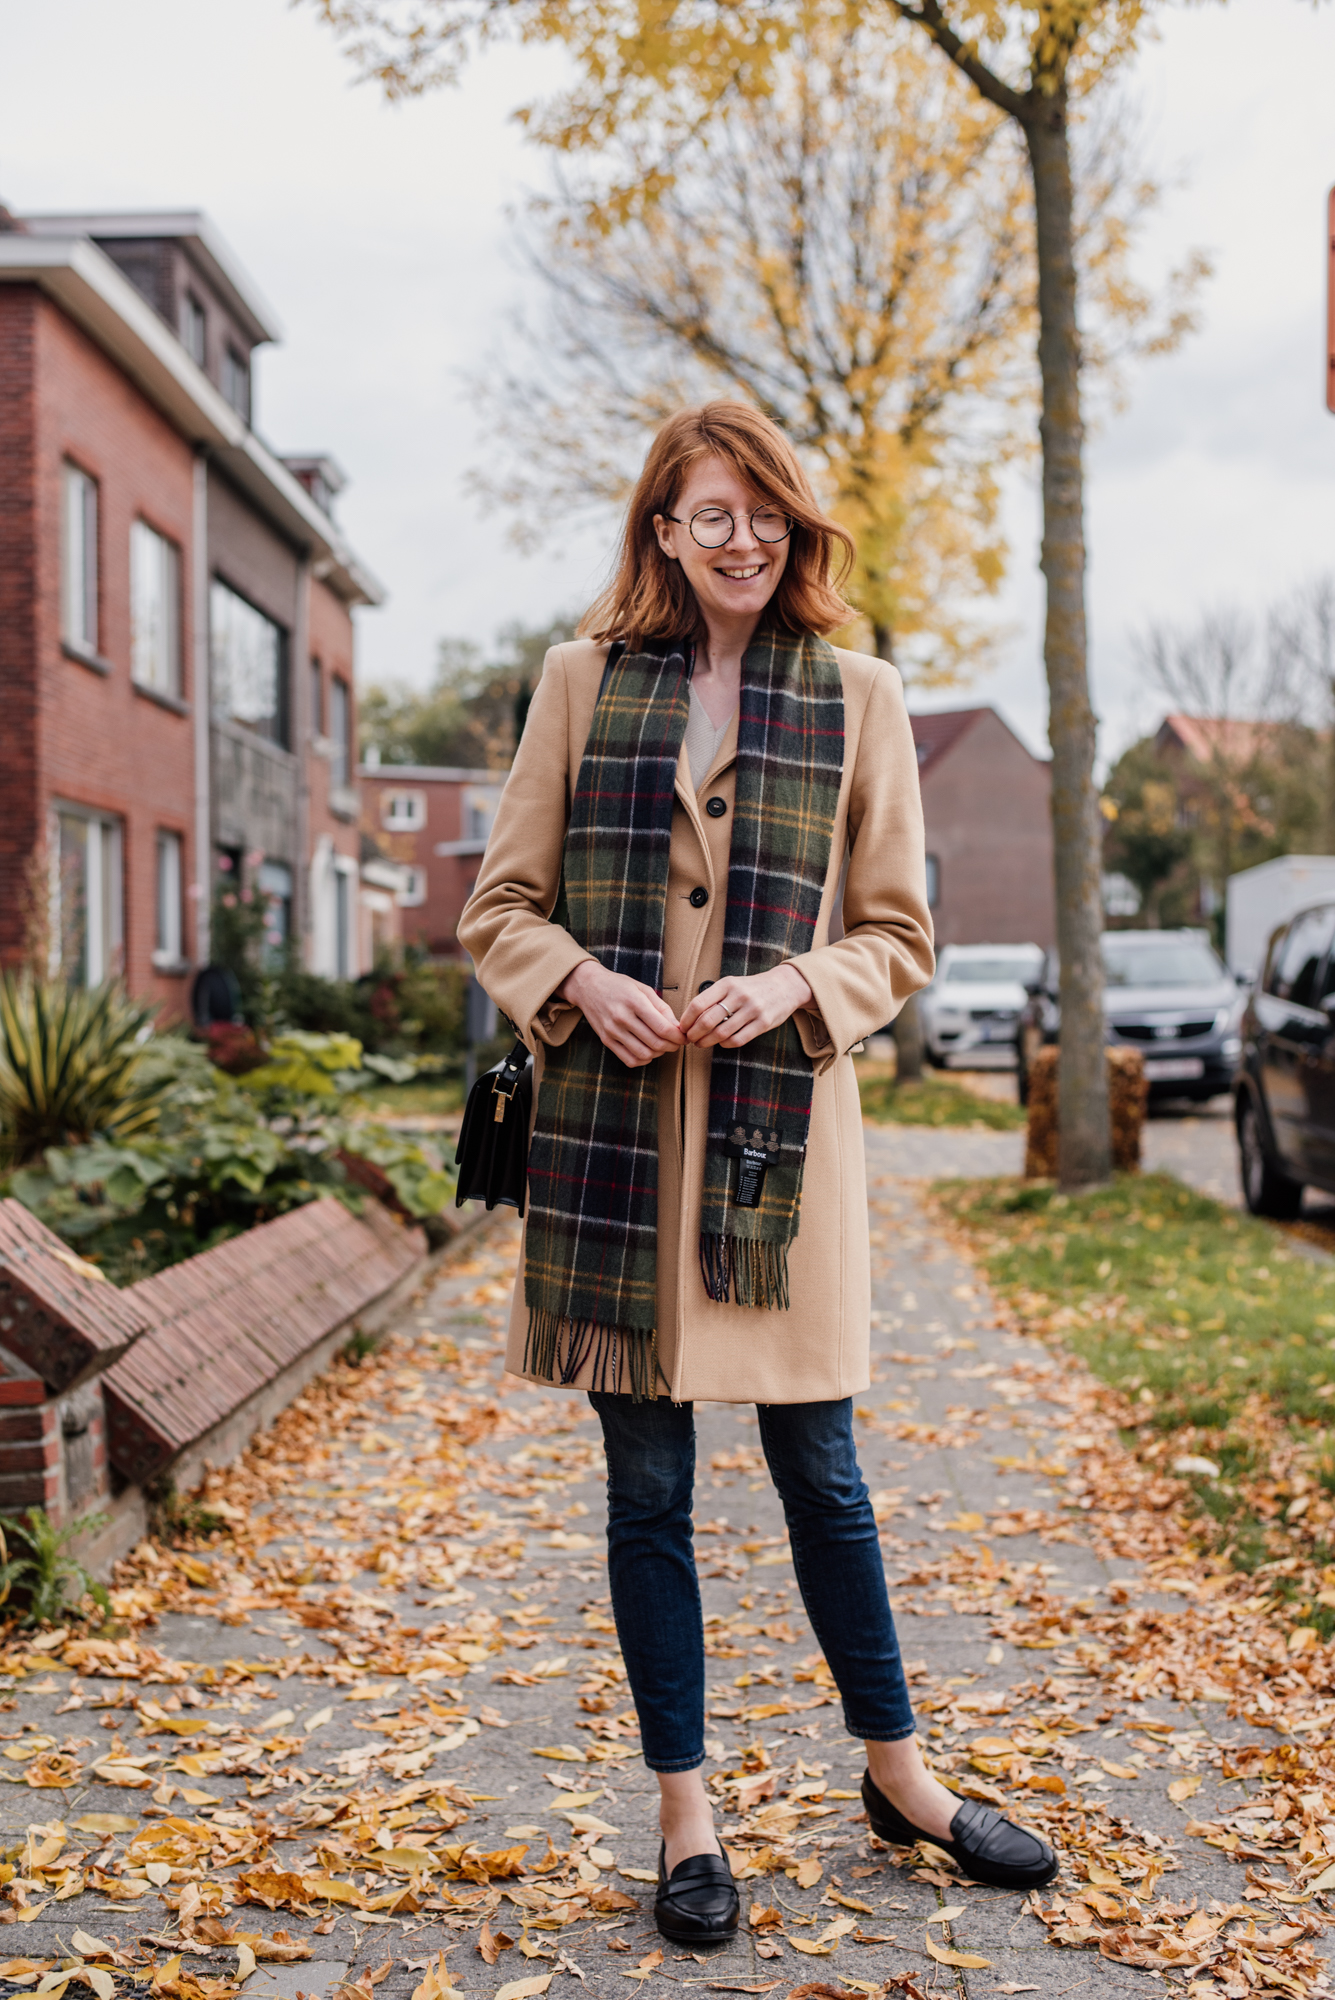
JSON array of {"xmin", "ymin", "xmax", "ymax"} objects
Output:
[{"xmin": 726, "ymin": 1123, "xmax": 782, "ymax": 1210}]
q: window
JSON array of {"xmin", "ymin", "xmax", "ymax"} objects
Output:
[
  {"xmin": 924, "ymin": 854, "xmax": 940, "ymax": 910},
  {"xmin": 330, "ymin": 677, "xmax": 351, "ymax": 789},
  {"xmin": 222, "ymin": 346, "xmax": 250, "ymax": 422},
  {"xmin": 180, "ymin": 292, "xmax": 206, "ymax": 368},
  {"xmin": 1267, "ymin": 906, "xmax": 1335, "ymax": 1009},
  {"xmin": 54, "ymin": 808, "xmax": 122, "ymax": 987},
  {"xmin": 1102, "ymin": 933, "xmax": 1228, "ymax": 988},
  {"xmin": 398, "ymin": 866, "xmax": 427, "ymax": 908},
  {"xmin": 154, "ymin": 831, "xmax": 184, "ymax": 967},
  {"xmin": 211, "ymin": 579, "xmax": 289, "ymax": 747},
  {"xmin": 130, "ymin": 520, "xmax": 181, "ymax": 696},
  {"xmin": 310, "ymin": 657, "xmax": 324, "ymax": 737},
  {"xmin": 257, "ymin": 859, "xmax": 293, "ymax": 968},
  {"xmin": 61, "ymin": 463, "xmax": 99, "ymax": 655},
  {"xmin": 462, "ymin": 785, "xmax": 502, "ymax": 842},
  {"xmin": 382, "ymin": 791, "xmax": 425, "ymax": 831}
]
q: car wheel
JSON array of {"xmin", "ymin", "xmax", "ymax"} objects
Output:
[{"xmin": 1237, "ymin": 1097, "xmax": 1303, "ymax": 1219}]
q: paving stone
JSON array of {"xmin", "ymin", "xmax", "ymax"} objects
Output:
[{"xmin": 0, "ymin": 1127, "xmax": 1323, "ymax": 1996}]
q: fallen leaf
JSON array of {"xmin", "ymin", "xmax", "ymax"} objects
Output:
[
  {"xmin": 925, "ymin": 1937, "xmax": 990, "ymax": 1969},
  {"xmin": 1168, "ymin": 1773, "xmax": 1203, "ymax": 1803},
  {"xmin": 494, "ymin": 1978, "xmax": 553, "ymax": 2000}
]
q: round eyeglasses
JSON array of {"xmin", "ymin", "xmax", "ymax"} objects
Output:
[{"xmin": 664, "ymin": 505, "xmax": 793, "ymax": 549}]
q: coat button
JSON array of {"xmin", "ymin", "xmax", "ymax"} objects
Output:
[
  {"xmin": 689, "ymin": 887, "xmax": 709, "ymax": 908},
  {"xmin": 706, "ymin": 796, "xmax": 727, "ymax": 818}
]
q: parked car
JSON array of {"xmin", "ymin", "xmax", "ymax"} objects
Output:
[
  {"xmin": 1016, "ymin": 929, "xmax": 1244, "ymax": 1105},
  {"xmin": 1235, "ymin": 900, "xmax": 1335, "ymax": 1217},
  {"xmin": 920, "ymin": 942, "xmax": 1044, "ymax": 1066}
]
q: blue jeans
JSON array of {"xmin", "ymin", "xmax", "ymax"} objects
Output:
[{"xmin": 590, "ymin": 1393, "xmax": 917, "ymax": 1772}]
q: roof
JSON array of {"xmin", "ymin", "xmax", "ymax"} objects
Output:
[
  {"xmin": 1155, "ymin": 714, "xmax": 1276, "ymax": 765},
  {"xmin": 19, "ymin": 209, "xmax": 282, "ymax": 345},
  {"xmin": 909, "ymin": 707, "xmax": 991, "ymax": 775},
  {"xmin": 0, "ymin": 229, "xmax": 383, "ymax": 608}
]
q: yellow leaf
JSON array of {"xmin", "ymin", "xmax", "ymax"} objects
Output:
[
  {"xmin": 83, "ymin": 1971, "xmax": 114, "ymax": 2000},
  {"xmin": 618, "ymin": 1869, "xmax": 657, "ymax": 1884},
  {"xmin": 70, "ymin": 1937, "xmax": 113, "ymax": 1962},
  {"xmin": 71, "ymin": 1817, "xmax": 136, "ymax": 1837},
  {"xmin": 494, "ymin": 1979, "xmax": 553, "ymax": 2000},
  {"xmin": 1168, "ymin": 1773, "xmax": 1202, "ymax": 1803},
  {"xmin": 926, "ymin": 1937, "xmax": 991, "ymax": 1969},
  {"xmin": 303, "ymin": 1707, "xmax": 334, "ymax": 1734},
  {"xmin": 947, "ymin": 1512, "xmax": 986, "ymax": 1533},
  {"xmin": 928, "ymin": 1906, "xmax": 967, "ymax": 1923},
  {"xmin": 1099, "ymin": 1760, "xmax": 1138, "ymax": 1781},
  {"xmin": 531, "ymin": 1747, "xmax": 585, "ymax": 1763},
  {"xmin": 408, "ymin": 1954, "xmax": 465, "ymax": 2000},
  {"xmin": 236, "ymin": 1945, "xmax": 257, "ymax": 1984},
  {"xmin": 786, "ymin": 1939, "xmax": 832, "ymax": 1956},
  {"xmin": 791, "ymin": 1858, "xmax": 822, "ymax": 1888}
]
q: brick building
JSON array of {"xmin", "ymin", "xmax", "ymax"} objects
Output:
[
  {"xmin": 358, "ymin": 762, "xmax": 506, "ymax": 957},
  {"xmin": 0, "ymin": 206, "xmax": 390, "ymax": 1012},
  {"xmin": 909, "ymin": 705, "xmax": 1055, "ymax": 950}
]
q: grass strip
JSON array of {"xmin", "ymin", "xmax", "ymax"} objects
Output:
[
  {"xmin": 857, "ymin": 1062, "xmax": 1026, "ymax": 1130},
  {"xmin": 931, "ymin": 1169, "xmax": 1335, "ymax": 1583}
]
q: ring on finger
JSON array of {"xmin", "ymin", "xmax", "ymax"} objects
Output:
[{"xmin": 716, "ymin": 1001, "xmax": 732, "ymax": 1020}]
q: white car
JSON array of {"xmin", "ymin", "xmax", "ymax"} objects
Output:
[{"xmin": 920, "ymin": 943, "xmax": 1045, "ymax": 1066}]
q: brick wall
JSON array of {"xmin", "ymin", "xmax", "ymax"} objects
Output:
[
  {"xmin": 21, "ymin": 296, "xmax": 198, "ymax": 1011},
  {"xmin": 0, "ymin": 288, "xmax": 41, "ymax": 965},
  {"xmin": 362, "ymin": 771, "xmax": 498, "ymax": 958},
  {"xmin": 918, "ymin": 709, "xmax": 1056, "ymax": 949}
]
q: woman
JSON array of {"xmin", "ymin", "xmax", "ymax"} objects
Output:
[{"xmin": 459, "ymin": 402, "xmax": 1057, "ymax": 1942}]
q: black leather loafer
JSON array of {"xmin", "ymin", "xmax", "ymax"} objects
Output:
[
  {"xmin": 862, "ymin": 1770, "xmax": 1058, "ymax": 1890},
  {"xmin": 654, "ymin": 1840, "xmax": 740, "ymax": 1943}
]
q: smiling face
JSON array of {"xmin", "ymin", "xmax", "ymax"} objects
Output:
[{"xmin": 653, "ymin": 453, "xmax": 791, "ymax": 631}]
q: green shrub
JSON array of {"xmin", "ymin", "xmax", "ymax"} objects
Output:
[
  {"xmin": 0, "ymin": 1508, "xmax": 110, "ymax": 1625},
  {"xmin": 0, "ymin": 974, "xmax": 175, "ymax": 1168},
  {"xmin": 7, "ymin": 1032, "xmax": 457, "ymax": 1283}
]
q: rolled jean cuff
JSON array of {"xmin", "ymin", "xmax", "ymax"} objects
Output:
[
  {"xmin": 849, "ymin": 1720, "xmax": 919, "ymax": 1743},
  {"xmin": 642, "ymin": 1751, "xmax": 706, "ymax": 1774}
]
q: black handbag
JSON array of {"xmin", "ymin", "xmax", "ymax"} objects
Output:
[{"xmin": 454, "ymin": 1037, "xmax": 534, "ymax": 1214}]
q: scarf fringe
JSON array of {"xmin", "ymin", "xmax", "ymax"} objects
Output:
[
  {"xmin": 699, "ymin": 1233, "xmax": 791, "ymax": 1310},
  {"xmin": 525, "ymin": 1308, "xmax": 660, "ymax": 1402}
]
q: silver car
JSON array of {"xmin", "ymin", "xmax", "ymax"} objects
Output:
[{"xmin": 921, "ymin": 943, "xmax": 1045, "ymax": 1066}]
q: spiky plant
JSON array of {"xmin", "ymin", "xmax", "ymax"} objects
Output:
[
  {"xmin": 0, "ymin": 973, "xmax": 168, "ymax": 1167},
  {"xmin": 0, "ymin": 1509, "xmax": 110, "ymax": 1625}
]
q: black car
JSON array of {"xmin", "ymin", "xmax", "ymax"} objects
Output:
[
  {"xmin": 1235, "ymin": 900, "xmax": 1335, "ymax": 1217},
  {"xmin": 1017, "ymin": 929, "xmax": 1244, "ymax": 1106}
]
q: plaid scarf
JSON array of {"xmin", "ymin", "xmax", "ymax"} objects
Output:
[{"xmin": 524, "ymin": 631, "xmax": 844, "ymax": 1397}]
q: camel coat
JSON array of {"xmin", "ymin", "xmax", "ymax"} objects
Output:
[{"xmin": 457, "ymin": 638, "xmax": 934, "ymax": 1404}]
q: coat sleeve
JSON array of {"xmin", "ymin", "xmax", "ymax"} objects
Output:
[
  {"xmin": 456, "ymin": 645, "xmax": 593, "ymax": 1051},
  {"xmin": 784, "ymin": 659, "xmax": 935, "ymax": 1070}
]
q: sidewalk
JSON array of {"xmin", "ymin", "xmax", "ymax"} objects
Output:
[{"xmin": 0, "ymin": 1132, "xmax": 1323, "ymax": 2000}]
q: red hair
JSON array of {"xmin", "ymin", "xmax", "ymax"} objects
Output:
[{"xmin": 580, "ymin": 402, "xmax": 855, "ymax": 643}]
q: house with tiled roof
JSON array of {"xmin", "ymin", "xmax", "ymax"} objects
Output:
[{"xmin": 908, "ymin": 705, "xmax": 1055, "ymax": 949}]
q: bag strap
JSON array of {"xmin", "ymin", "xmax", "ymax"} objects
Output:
[{"xmin": 490, "ymin": 1036, "xmax": 531, "ymax": 1122}]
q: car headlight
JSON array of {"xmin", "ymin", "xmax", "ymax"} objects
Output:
[{"xmin": 1221, "ymin": 1036, "xmax": 1242, "ymax": 1061}]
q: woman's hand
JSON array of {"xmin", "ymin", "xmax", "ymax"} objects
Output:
[
  {"xmin": 559, "ymin": 959, "xmax": 684, "ymax": 1068},
  {"xmin": 679, "ymin": 963, "xmax": 815, "ymax": 1049}
]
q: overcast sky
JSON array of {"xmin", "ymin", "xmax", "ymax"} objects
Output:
[{"xmin": 4, "ymin": 0, "xmax": 1334, "ymax": 764}]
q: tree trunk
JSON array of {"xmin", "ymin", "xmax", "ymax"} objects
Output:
[
  {"xmin": 1025, "ymin": 103, "xmax": 1111, "ymax": 1190},
  {"xmin": 893, "ymin": 991, "xmax": 925, "ymax": 1081},
  {"xmin": 872, "ymin": 620, "xmax": 895, "ymax": 664}
]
